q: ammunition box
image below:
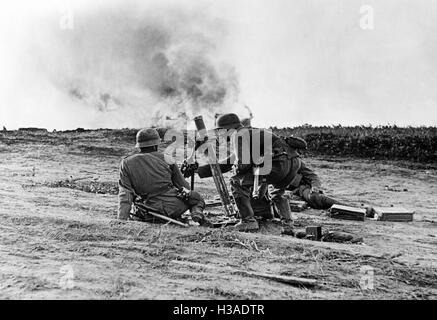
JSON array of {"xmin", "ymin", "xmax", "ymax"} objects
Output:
[
  {"xmin": 329, "ymin": 205, "xmax": 366, "ymax": 221},
  {"xmin": 374, "ymin": 207, "xmax": 414, "ymax": 222},
  {"xmin": 305, "ymin": 226, "xmax": 322, "ymax": 241}
]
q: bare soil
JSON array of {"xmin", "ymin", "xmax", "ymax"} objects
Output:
[{"xmin": 0, "ymin": 130, "xmax": 435, "ymax": 299}]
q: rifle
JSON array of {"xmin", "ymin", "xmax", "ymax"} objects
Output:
[
  {"xmin": 132, "ymin": 198, "xmax": 189, "ymax": 227},
  {"xmin": 120, "ymin": 180, "xmax": 189, "ymax": 227},
  {"xmin": 193, "ymin": 116, "xmax": 237, "ymax": 217}
]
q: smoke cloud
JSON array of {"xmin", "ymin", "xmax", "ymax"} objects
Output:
[
  {"xmin": 3, "ymin": 0, "xmax": 435, "ymax": 129},
  {"xmin": 2, "ymin": 1, "xmax": 240, "ymax": 130}
]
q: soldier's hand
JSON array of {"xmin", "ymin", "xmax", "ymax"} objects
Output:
[
  {"xmin": 188, "ymin": 162, "xmax": 199, "ymax": 176},
  {"xmin": 181, "ymin": 161, "xmax": 199, "ymax": 178}
]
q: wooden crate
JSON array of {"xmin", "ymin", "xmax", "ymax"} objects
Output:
[
  {"xmin": 374, "ymin": 207, "xmax": 414, "ymax": 222},
  {"xmin": 329, "ymin": 204, "xmax": 366, "ymax": 221}
]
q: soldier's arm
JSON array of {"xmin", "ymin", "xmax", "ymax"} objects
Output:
[
  {"xmin": 196, "ymin": 148, "xmax": 235, "ymax": 178},
  {"xmin": 118, "ymin": 160, "xmax": 134, "ymax": 220},
  {"xmin": 197, "ymin": 162, "xmax": 234, "ymax": 178},
  {"xmin": 171, "ymin": 164, "xmax": 190, "ymax": 189},
  {"xmin": 197, "ymin": 130, "xmax": 240, "ymax": 178},
  {"xmin": 299, "ymin": 161, "xmax": 322, "ymax": 189}
]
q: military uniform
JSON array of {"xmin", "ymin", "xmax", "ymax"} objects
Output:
[
  {"xmin": 285, "ymin": 161, "xmax": 341, "ymax": 210},
  {"xmin": 197, "ymin": 114, "xmax": 298, "ymax": 232},
  {"xmin": 118, "ymin": 129, "xmax": 206, "ymax": 222}
]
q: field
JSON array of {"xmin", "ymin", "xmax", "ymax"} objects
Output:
[{"xmin": 0, "ymin": 128, "xmax": 436, "ymax": 299}]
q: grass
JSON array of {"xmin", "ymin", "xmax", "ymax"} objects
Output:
[{"xmin": 271, "ymin": 125, "xmax": 437, "ymax": 163}]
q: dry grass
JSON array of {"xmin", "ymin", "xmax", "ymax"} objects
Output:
[{"xmin": 0, "ymin": 129, "xmax": 436, "ymax": 299}]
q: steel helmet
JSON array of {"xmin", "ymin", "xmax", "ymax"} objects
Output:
[
  {"xmin": 215, "ymin": 113, "xmax": 242, "ymax": 130},
  {"xmin": 135, "ymin": 128, "xmax": 160, "ymax": 148}
]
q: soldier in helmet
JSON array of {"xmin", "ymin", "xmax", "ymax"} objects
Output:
[
  {"xmin": 286, "ymin": 172, "xmax": 341, "ymax": 210},
  {"xmin": 118, "ymin": 128, "xmax": 210, "ymax": 226},
  {"xmin": 197, "ymin": 113, "xmax": 299, "ymax": 233}
]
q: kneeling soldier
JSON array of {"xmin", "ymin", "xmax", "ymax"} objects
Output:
[
  {"xmin": 286, "ymin": 166, "xmax": 341, "ymax": 210},
  {"xmin": 197, "ymin": 113, "xmax": 297, "ymax": 233},
  {"xmin": 118, "ymin": 128, "xmax": 210, "ymax": 226}
]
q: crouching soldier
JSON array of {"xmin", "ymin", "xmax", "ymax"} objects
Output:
[
  {"xmin": 197, "ymin": 113, "xmax": 297, "ymax": 233},
  {"xmin": 286, "ymin": 159, "xmax": 342, "ymax": 210},
  {"xmin": 118, "ymin": 128, "xmax": 210, "ymax": 226}
]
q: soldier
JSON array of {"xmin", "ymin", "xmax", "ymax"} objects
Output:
[
  {"xmin": 197, "ymin": 113, "xmax": 297, "ymax": 233},
  {"xmin": 118, "ymin": 128, "xmax": 210, "ymax": 226},
  {"xmin": 286, "ymin": 164, "xmax": 341, "ymax": 210}
]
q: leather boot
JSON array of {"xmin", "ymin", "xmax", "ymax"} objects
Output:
[
  {"xmin": 233, "ymin": 197, "xmax": 259, "ymax": 232},
  {"xmin": 280, "ymin": 219, "xmax": 295, "ymax": 236},
  {"xmin": 191, "ymin": 209, "xmax": 214, "ymax": 228},
  {"xmin": 272, "ymin": 196, "xmax": 294, "ymax": 235},
  {"xmin": 320, "ymin": 194, "xmax": 341, "ymax": 208},
  {"xmin": 365, "ymin": 206, "xmax": 375, "ymax": 218},
  {"xmin": 308, "ymin": 192, "xmax": 341, "ymax": 209},
  {"xmin": 272, "ymin": 196, "xmax": 292, "ymax": 220}
]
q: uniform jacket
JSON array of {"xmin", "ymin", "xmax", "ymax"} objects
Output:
[
  {"xmin": 198, "ymin": 127, "xmax": 322, "ymax": 190},
  {"xmin": 198, "ymin": 127, "xmax": 290, "ymax": 177},
  {"xmin": 118, "ymin": 151, "xmax": 189, "ymax": 220},
  {"xmin": 288, "ymin": 159, "xmax": 322, "ymax": 190}
]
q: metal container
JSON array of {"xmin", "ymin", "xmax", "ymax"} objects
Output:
[{"xmin": 306, "ymin": 226, "xmax": 322, "ymax": 241}]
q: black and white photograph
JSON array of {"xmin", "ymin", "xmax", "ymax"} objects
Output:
[{"xmin": 0, "ymin": 0, "xmax": 436, "ymax": 304}]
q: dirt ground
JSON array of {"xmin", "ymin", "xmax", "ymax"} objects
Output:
[{"xmin": 0, "ymin": 130, "xmax": 435, "ymax": 299}]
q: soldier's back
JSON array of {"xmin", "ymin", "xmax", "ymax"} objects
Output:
[{"xmin": 122, "ymin": 152, "xmax": 173, "ymax": 196}]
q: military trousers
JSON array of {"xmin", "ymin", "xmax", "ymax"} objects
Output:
[
  {"xmin": 230, "ymin": 156, "xmax": 294, "ymax": 221},
  {"xmin": 146, "ymin": 188, "xmax": 205, "ymax": 219},
  {"xmin": 294, "ymin": 185, "xmax": 341, "ymax": 209}
]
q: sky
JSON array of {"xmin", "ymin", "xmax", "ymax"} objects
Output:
[{"xmin": 0, "ymin": 0, "xmax": 436, "ymax": 130}]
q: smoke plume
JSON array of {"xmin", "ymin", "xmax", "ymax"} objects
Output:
[{"xmin": 10, "ymin": 2, "xmax": 240, "ymax": 130}]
